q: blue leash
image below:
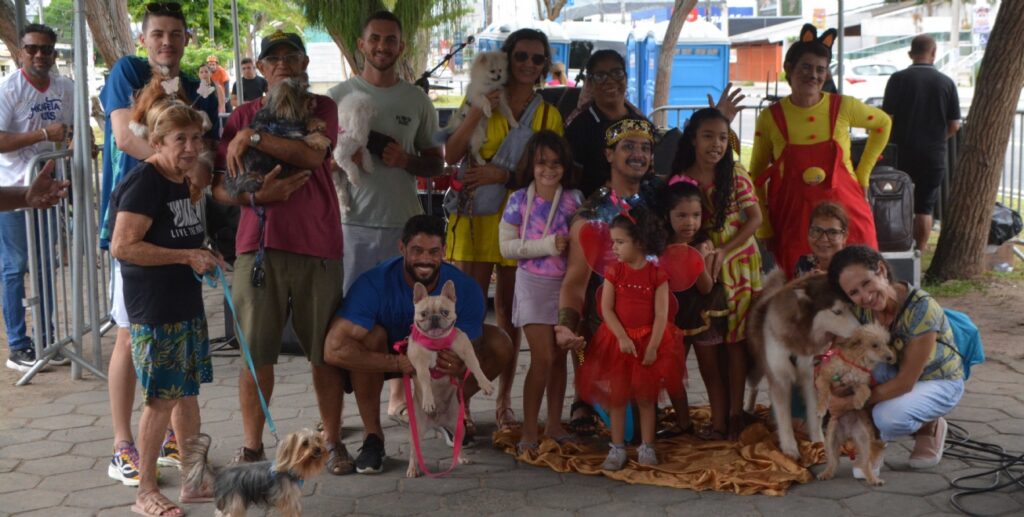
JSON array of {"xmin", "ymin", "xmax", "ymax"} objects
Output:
[{"xmin": 196, "ymin": 266, "xmax": 279, "ymax": 446}]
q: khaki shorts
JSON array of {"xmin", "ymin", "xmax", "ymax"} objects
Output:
[{"xmin": 232, "ymin": 250, "xmax": 342, "ymax": 368}]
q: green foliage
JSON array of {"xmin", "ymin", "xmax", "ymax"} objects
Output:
[
  {"xmin": 42, "ymin": 0, "xmax": 75, "ymax": 44},
  {"xmin": 125, "ymin": 0, "xmax": 305, "ymax": 48}
]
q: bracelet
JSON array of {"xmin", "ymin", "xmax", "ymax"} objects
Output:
[
  {"xmin": 557, "ymin": 307, "xmax": 581, "ymax": 329},
  {"xmin": 41, "ymin": 128, "xmax": 49, "ymax": 141}
]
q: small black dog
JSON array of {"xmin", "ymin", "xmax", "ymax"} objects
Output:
[{"xmin": 224, "ymin": 74, "xmax": 330, "ymax": 198}]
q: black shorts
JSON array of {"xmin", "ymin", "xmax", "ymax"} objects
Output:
[{"xmin": 899, "ymin": 154, "xmax": 946, "ymax": 216}]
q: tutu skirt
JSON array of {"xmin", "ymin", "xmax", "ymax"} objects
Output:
[{"xmin": 576, "ymin": 322, "xmax": 686, "ymax": 407}]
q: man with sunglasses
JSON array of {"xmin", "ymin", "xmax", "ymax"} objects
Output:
[
  {"xmin": 212, "ymin": 31, "xmax": 350, "ymax": 475},
  {"xmin": 0, "ymin": 23, "xmax": 73, "ymax": 373},
  {"xmin": 98, "ymin": 1, "xmax": 220, "ymax": 488}
]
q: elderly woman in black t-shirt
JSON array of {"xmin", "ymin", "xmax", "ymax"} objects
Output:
[{"xmin": 110, "ymin": 102, "xmax": 221, "ymax": 517}]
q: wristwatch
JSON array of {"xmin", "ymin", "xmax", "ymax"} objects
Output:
[{"xmin": 249, "ymin": 131, "xmax": 261, "ymax": 147}]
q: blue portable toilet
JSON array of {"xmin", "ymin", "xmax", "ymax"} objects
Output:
[
  {"xmin": 475, "ymin": 20, "xmax": 571, "ymax": 81},
  {"xmin": 625, "ymin": 31, "xmax": 641, "ymax": 107},
  {"xmin": 632, "ymin": 18, "xmax": 730, "ymax": 127}
]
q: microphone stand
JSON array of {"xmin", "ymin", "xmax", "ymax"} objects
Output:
[{"xmin": 414, "ymin": 37, "xmax": 473, "ymax": 94}]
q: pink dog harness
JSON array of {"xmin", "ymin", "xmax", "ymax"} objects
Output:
[{"xmin": 393, "ymin": 326, "xmax": 470, "ymax": 478}]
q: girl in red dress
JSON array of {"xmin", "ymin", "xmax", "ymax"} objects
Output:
[{"xmin": 576, "ymin": 207, "xmax": 686, "ymax": 470}]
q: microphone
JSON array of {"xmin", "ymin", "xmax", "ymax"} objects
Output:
[{"xmin": 466, "ymin": 35, "xmax": 475, "ymax": 45}]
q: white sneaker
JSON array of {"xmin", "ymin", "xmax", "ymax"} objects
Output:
[
  {"xmin": 601, "ymin": 444, "xmax": 628, "ymax": 471},
  {"xmin": 637, "ymin": 443, "xmax": 658, "ymax": 466}
]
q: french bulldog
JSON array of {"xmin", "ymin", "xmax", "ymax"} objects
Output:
[{"xmin": 405, "ymin": 280, "xmax": 494, "ymax": 478}]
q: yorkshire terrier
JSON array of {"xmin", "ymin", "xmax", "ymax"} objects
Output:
[
  {"xmin": 814, "ymin": 323, "xmax": 896, "ymax": 486},
  {"xmin": 181, "ymin": 429, "xmax": 327, "ymax": 517},
  {"xmin": 224, "ymin": 74, "xmax": 331, "ymax": 198}
]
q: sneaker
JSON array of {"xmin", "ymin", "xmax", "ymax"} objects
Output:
[
  {"xmin": 355, "ymin": 434, "xmax": 385, "ymax": 474},
  {"xmin": 108, "ymin": 441, "xmax": 141, "ymax": 486},
  {"xmin": 909, "ymin": 417, "xmax": 948, "ymax": 469},
  {"xmin": 437, "ymin": 426, "xmax": 474, "ymax": 448},
  {"xmin": 5, "ymin": 348, "xmax": 40, "ymax": 372},
  {"xmin": 601, "ymin": 444, "xmax": 628, "ymax": 471},
  {"xmin": 232, "ymin": 444, "xmax": 266, "ymax": 464},
  {"xmin": 157, "ymin": 429, "xmax": 181, "ymax": 468},
  {"xmin": 637, "ymin": 443, "xmax": 659, "ymax": 466},
  {"xmin": 852, "ymin": 449, "xmax": 885, "ymax": 480}
]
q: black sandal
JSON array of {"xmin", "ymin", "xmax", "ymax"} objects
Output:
[
  {"xmin": 567, "ymin": 400, "xmax": 599, "ymax": 437},
  {"xmin": 655, "ymin": 422, "xmax": 694, "ymax": 440}
]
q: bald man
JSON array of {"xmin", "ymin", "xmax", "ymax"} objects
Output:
[{"xmin": 882, "ymin": 35, "xmax": 961, "ymax": 252}]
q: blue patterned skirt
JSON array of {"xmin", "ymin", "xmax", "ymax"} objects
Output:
[{"xmin": 130, "ymin": 316, "xmax": 213, "ymax": 401}]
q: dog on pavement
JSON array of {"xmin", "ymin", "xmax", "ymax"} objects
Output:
[
  {"xmin": 745, "ymin": 270, "xmax": 862, "ymax": 460},
  {"xmin": 405, "ymin": 280, "xmax": 494, "ymax": 478},
  {"xmin": 815, "ymin": 323, "xmax": 895, "ymax": 485},
  {"xmin": 180, "ymin": 429, "xmax": 327, "ymax": 517}
]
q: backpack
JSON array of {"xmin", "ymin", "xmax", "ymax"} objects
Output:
[
  {"xmin": 867, "ymin": 166, "xmax": 915, "ymax": 251},
  {"xmin": 943, "ymin": 308, "xmax": 985, "ymax": 380}
]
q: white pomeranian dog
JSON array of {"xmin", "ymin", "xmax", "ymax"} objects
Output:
[
  {"xmin": 446, "ymin": 50, "xmax": 517, "ymax": 165},
  {"xmin": 332, "ymin": 90, "xmax": 377, "ymax": 212}
]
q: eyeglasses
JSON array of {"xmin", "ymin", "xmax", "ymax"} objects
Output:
[
  {"xmin": 513, "ymin": 51, "xmax": 547, "ymax": 66},
  {"xmin": 798, "ymin": 62, "xmax": 828, "ymax": 76},
  {"xmin": 588, "ymin": 69, "xmax": 626, "ymax": 84},
  {"xmin": 808, "ymin": 226, "xmax": 846, "ymax": 241},
  {"xmin": 145, "ymin": 2, "xmax": 183, "ymax": 14},
  {"xmin": 262, "ymin": 53, "xmax": 304, "ymax": 66},
  {"xmin": 22, "ymin": 44, "xmax": 55, "ymax": 56}
]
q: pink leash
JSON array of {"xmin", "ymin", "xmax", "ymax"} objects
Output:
[{"xmin": 394, "ymin": 339, "xmax": 470, "ymax": 478}]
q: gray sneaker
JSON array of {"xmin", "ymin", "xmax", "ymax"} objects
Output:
[
  {"xmin": 637, "ymin": 443, "xmax": 659, "ymax": 466},
  {"xmin": 5, "ymin": 348, "xmax": 39, "ymax": 372},
  {"xmin": 601, "ymin": 444, "xmax": 628, "ymax": 471}
]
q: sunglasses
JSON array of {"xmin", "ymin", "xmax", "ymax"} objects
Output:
[
  {"xmin": 513, "ymin": 51, "xmax": 547, "ymax": 66},
  {"xmin": 22, "ymin": 44, "xmax": 55, "ymax": 56},
  {"xmin": 589, "ymin": 69, "xmax": 626, "ymax": 84},
  {"xmin": 145, "ymin": 2, "xmax": 183, "ymax": 14}
]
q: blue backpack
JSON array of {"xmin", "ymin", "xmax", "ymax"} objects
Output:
[{"xmin": 943, "ymin": 308, "xmax": 985, "ymax": 380}]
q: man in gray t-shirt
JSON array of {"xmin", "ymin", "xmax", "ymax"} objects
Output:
[{"xmin": 328, "ymin": 11, "xmax": 442, "ymax": 296}]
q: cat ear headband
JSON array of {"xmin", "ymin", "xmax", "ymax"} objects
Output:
[{"xmin": 798, "ymin": 23, "xmax": 837, "ymax": 52}]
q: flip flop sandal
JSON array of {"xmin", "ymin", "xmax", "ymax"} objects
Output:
[
  {"xmin": 388, "ymin": 405, "xmax": 409, "ymax": 427},
  {"xmin": 567, "ymin": 401, "xmax": 599, "ymax": 437},
  {"xmin": 655, "ymin": 422, "xmax": 694, "ymax": 440},
  {"xmin": 132, "ymin": 490, "xmax": 185, "ymax": 517},
  {"xmin": 516, "ymin": 440, "xmax": 539, "ymax": 456}
]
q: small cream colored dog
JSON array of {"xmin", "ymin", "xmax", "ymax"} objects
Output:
[
  {"xmin": 406, "ymin": 280, "xmax": 494, "ymax": 478},
  {"xmin": 446, "ymin": 51, "xmax": 517, "ymax": 164},
  {"xmin": 815, "ymin": 323, "xmax": 895, "ymax": 486},
  {"xmin": 332, "ymin": 90, "xmax": 377, "ymax": 212}
]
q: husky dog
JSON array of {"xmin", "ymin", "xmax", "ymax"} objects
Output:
[
  {"xmin": 445, "ymin": 51, "xmax": 517, "ymax": 164},
  {"xmin": 745, "ymin": 270, "xmax": 861, "ymax": 460}
]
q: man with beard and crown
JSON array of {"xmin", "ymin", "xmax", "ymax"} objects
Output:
[
  {"xmin": 554, "ymin": 118, "xmax": 666, "ymax": 436},
  {"xmin": 327, "ymin": 10, "xmax": 444, "ymax": 436},
  {"xmin": 324, "ymin": 215, "xmax": 513, "ymax": 474}
]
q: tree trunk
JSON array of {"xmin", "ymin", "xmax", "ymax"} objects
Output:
[
  {"xmin": 325, "ymin": 27, "xmax": 360, "ymax": 76},
  {"xmin": 0, "ymin": 1, "xmax": 20, "ymax": 60},
  {"xmin": 84, "ymin": 0, "xmax": 134, "ymax": 66},
  {"xmin": 651, "ymin": 0, "xmax": 697, "ymax": 127},
  {"xmin": 543, "ymin": 0, "xmax": 568, "ymax": 21},
  {"xmin": 927, "ymin": 0, "xmax": 1024, "ymax": 281}
]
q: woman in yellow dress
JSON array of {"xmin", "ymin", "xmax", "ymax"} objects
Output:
[{"xmin": 444, "ymin": 28, "xmax": 564, "ymax": 430}]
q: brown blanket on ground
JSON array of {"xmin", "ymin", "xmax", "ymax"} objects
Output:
[{"xmin": 492, "ymin": 406, "xmax": 825, "ymax": 496}]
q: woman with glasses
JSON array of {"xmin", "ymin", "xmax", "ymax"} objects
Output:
[
  {"xmin": 795, "ymin": 201, "xmax": 849, "ymax": 277},
  {"xmin": 564, "ymin": 50, "xmax": 647, "ymax": 199},
  {"xmin": 444, "ymin": 28, "xmax": 564, "ymax": 433},
  {"xmin": 749, "ymin": 24, "xmax": 891, "ymax": 278}
]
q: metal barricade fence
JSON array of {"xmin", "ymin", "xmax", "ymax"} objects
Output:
[{"xmin": 17, "ymin": 149, "xmax": 110, "ymax": 385}]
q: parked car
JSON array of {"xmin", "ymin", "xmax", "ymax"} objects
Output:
[{"xmin": 830, "ymin": 60, "xmax": 899, "ymax": 107}]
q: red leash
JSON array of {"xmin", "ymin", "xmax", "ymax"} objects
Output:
[{"xmin": 394, "ymin": 339, "xmax": 470, "ymax": 478}]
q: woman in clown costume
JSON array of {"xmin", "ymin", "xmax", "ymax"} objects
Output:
[{"xmin": 749, "ymin": 24, "xmax": 891, "ymax": 278}]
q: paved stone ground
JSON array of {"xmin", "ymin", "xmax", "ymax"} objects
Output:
[{"xmin": 1, "ymin": 284, "xmax": 1023, "ymax": 516}]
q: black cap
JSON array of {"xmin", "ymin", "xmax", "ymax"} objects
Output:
[{"xmin": 258, "ymin": 31, "xmax": 306, "ymax": 60}]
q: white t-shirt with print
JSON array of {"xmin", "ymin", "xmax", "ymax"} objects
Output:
[{"xmin": 0, "ymin": 70, "xmax": 75, "ymax": 187}]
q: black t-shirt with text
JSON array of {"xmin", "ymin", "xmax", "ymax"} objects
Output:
[{"xmin": 112, "ymin": 163, "xmax": 205, "ymax": 325}]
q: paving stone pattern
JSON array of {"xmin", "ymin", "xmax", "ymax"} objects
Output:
[{"xmin": 1, "ymin": 285, "xmax": 1022, "ymax": 516}]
